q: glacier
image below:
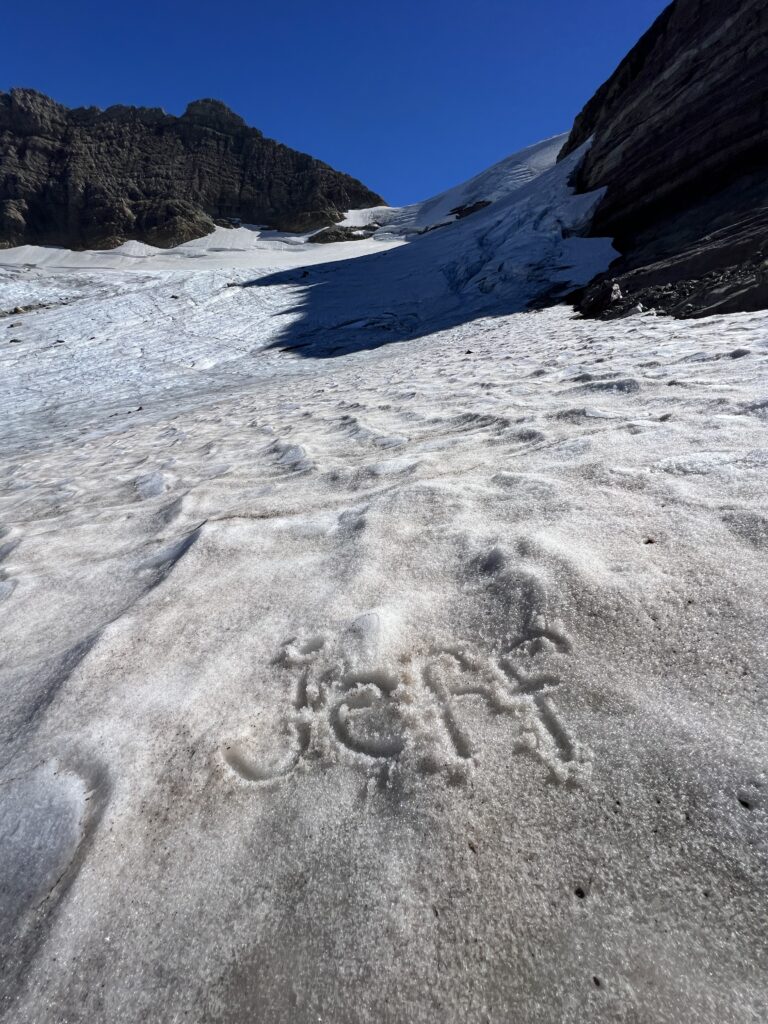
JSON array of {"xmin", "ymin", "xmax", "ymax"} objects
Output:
[{"xmin": 1, "ymin": 136, "xmax": 767, "ymax": 1024}]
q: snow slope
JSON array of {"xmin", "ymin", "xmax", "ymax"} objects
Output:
[
  {"xmin": 341, "ymin": 135, "xmax": 567, "ymax": 235},
  {"xmin": 1, "ymin": 139, "xmax": 767, "ymax": 1024},
  {"xmin": 0, "ymin": 139, "xmax": 615, "ymax": 448}
]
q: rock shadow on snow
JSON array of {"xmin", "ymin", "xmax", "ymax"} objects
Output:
[{"xmin": 242, "ymin": 145, "xmax": 616, "ymax": 358}]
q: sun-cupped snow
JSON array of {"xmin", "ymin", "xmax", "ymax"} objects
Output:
[{"xmin": 1, "ymin": 132, "xmax": 767, "ymax": 1024}]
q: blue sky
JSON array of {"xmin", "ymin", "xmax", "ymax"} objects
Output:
[{"xmin": 5, "ymin": 1, "xmax": 670, "ymax": 205}]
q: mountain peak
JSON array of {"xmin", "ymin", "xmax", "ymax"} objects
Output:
[{"xmin": 182, "ymin": 98, "xmax": 247, "ymax": 130}]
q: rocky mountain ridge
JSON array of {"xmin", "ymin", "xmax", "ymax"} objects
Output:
[{"xmin": 0, "ymin": 89, "xmax": 384, "ymax": 249}]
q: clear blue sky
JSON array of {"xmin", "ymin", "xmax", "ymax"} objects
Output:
[{"xmin": 5, "ymin": 0, "xmax": 670, "ymax": 205}]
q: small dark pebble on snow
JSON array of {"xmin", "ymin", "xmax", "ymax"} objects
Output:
[{"xmin": 9, "ymin": 338, "xmax": 21, "ymax": 344}]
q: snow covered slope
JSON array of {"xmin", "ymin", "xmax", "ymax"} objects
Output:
[
  {"xmin": 342, "ymin": 135, "xmax": 568, "ymax": 236},
  {"xmin": 1, "ymin": 138, "xmax": 767, "ymax": 1024},
  {"xmin": 275, "ymin": 137, "xmax": 617, "ymax": 356},
  {"xmin": 0, "ymin": 136, "xmax": 616, "ymax": 410}
]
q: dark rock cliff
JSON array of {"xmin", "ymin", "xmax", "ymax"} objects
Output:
[
  {"xmin": 0, "ymin": 89, "xmax": 385, "ymax": 250},
  {"xmin": 560, "ymin": 0, "xmax": 768, "ymax": 318}
]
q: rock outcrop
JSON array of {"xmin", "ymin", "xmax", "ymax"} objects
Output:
[
  {"xmin": 560, "ymin": 0, "xmax": 768, "ymax": 318},
  {"xmin": 0, "ymin": 89, "xmax": 385, "ymax": 250}
]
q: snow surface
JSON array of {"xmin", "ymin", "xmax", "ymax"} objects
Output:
[
  {"xmin": 1, "ymin": 138, "xmax": 767, "ymax": 1024},
  {"xmin": 341, "ymin": 135, "xmax": 571, "ymax": 236}
]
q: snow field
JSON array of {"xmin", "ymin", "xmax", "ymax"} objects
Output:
[{"xmin": 1, "ymin": 136, "xmax": 767, "ymax": 1023}]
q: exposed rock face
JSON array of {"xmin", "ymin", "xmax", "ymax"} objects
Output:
[
  {"xmin": 307, "ymin": 224, "xmax": 379, "ymax": 244},
  {"xmin": 0, "ymin": 89, "xmax": 385, "ymax": 250},
  {"xmin": 560, "ymin": 0, "xmax": 768, "ymax": 318},
  {"xmin": 307, "ymin": 226, "xmax": 365, "ymax": 244}
]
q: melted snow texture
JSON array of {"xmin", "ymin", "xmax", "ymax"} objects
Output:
[{"xmin": 0, "ymin": 139, "xmax": 767, "ymax": 1024}]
